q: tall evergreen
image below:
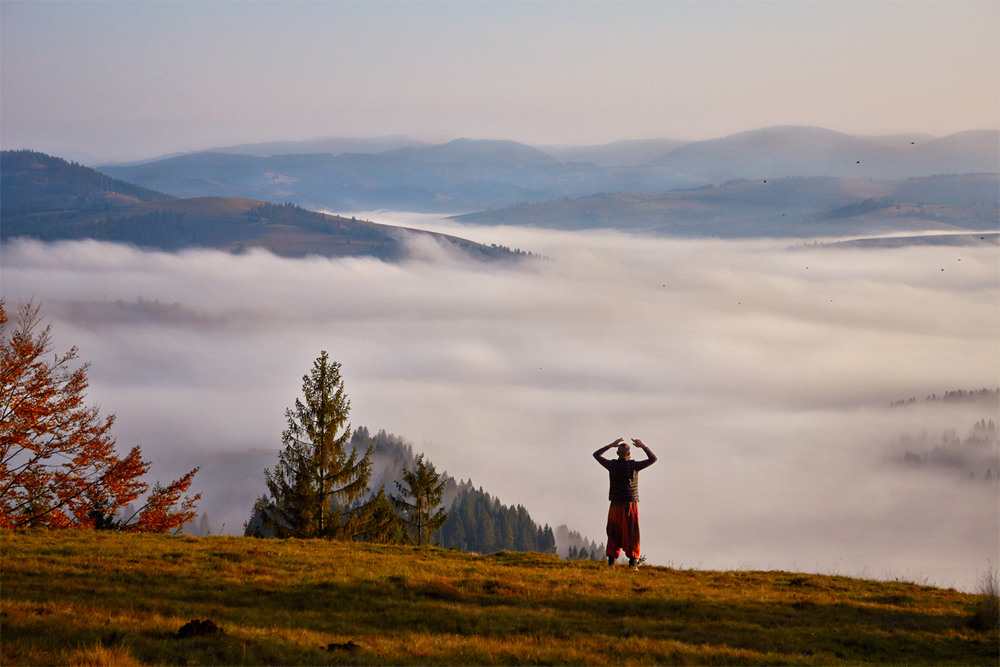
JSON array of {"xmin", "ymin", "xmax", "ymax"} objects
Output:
[{"xmin": 253, "ymin": 352, "xmax": 372, "ymax": 539}]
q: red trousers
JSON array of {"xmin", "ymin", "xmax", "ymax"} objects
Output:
[{"xmin": 605, "ymin": 501, "xmax": 640, "ymax": 560}]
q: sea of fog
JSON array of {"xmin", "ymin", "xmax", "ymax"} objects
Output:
[{"xmin": 2, "ymin": 216, "xmax": 997, "ymax": 591}]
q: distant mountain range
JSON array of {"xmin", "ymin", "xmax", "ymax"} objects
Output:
[
  {"xmin": 0, "ymin": 150, "xmax": 531, "ymax": 261},
  {"xmin": 455, "ymin": 173, "xmax": 1000, "ymax": 239},
  {"xmin": 95, "ymin": 126, "xmax": 999, "ymax": 215},
  {"xmin": 645, "ymin": 127, "xmax": 998, "ymax": 182},
  {"xmin": 5, "ymin": 124, "xmax": 997, "ymax": 246}
]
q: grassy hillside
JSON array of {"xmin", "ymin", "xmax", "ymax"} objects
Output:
[{"xmin": 2, "ymin": 530, "xmax": 996, "ymax": 665}]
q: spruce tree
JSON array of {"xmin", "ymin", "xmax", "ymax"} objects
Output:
[
  {"xmin": 257, "ymin": 352, "xmax": 371, "ymax": 539},
  {"xmin": 355, "ymin": 486, "xmax": 408, "ymax": 544},
  {"xmin": 394, "ymin": 454, "xmax": 448, "ymax": 545}
]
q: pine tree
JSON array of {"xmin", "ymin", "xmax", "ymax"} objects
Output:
[
  {"xmin": 355, "ymin": 486, "xmax": 408, "ymax": 544},
  {"xmin": 256, "ymin": 352, "xmax": 371, "ymax": 539},
  {"xmin": 394, "ymin": 454, "xmax": 448, "ymax": 545}
]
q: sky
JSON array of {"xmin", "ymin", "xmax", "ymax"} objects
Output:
[
  {"xmin": 2, "ymin": 0, "xmax": 998, "ymax": 163},
  {"xmin": 2, "ymin": 224, "xmax": 997, "ymax": 591}
]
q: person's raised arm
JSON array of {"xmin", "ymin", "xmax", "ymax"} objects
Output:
[
  {"xmin": 631, "ymin": 438, "xmax": 657, "ymax": 465},
  {"xmin": 594, "ymin": 437, "xmax": 624, "ymax": 461}
]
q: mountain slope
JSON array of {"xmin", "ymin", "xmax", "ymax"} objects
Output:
[
  {"xmin": 199, "ymin": 134, "xmax": 429, "ymax": 158},
  {"xmin": 0, "ymin": 150, "xmax": 532, "ymax": 261},
  {"xmin": 909, "ymin": 130, "xmax": 1000, "ymax": 174},
  {"xmin": 539, "ymin": 138, "xmax": 692, "ymax": 166},
  {"xmin": 454, "ymin": 173, "xmax": 1000, "ymax": 239},
  {"xmin": 1, "ymin": 149, "xmax": 173, "ymax": 213},
  {"xmin": 645, "ymin": 126, "xmax": 1000, "ymax": 181},
  {"xmin": 98, "ymin": 139, "xmax": 616, "ymax": 213}
]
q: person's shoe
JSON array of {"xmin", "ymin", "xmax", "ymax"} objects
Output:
[
  {"xmin": 607, "ymin": 556, "xmax": 615, "ymax": 566},
  {"xmin": 628, "ymin": 557, "xmax": 638, "ymax": 569}
]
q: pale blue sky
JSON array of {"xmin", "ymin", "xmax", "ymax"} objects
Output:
[{"xmin": 2, "ymin": 0, "xmax": 997, "ymax": 162}]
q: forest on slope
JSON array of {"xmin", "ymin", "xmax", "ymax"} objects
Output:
[{"xmin": 229, "ymin": 426, "xmax": 601, "ymax": 560}]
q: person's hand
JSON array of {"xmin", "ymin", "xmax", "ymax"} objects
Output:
[
  {"xmin": 631, "ymin": 438, "xmax": 647, "ymax": 449},
  {"xmin": 608, "ymin": 437, "xmax": 624, "ymax": 448}
]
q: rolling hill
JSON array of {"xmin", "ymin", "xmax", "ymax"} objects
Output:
[
  {"xmin": 94, "ymin": 127, "xmax": 999, "ymax": 216},
  {"xmin": 539, "ymin": 138, "xmax": 692, "ymax": 166},
  {"xmin": 98, "ymin": 139, "xmax": 619, "ymax": 213},
  {"xmin": 0, "ymin": 150, "xmax": 533, "ymax": 261},
  {"xmin": 644, "ymin": 127, "xmax": 1000, "ymax": 182},
  {"xmin": 1, "ymin": 148, "xmax": 173, "ymax": 213},
  {"xmin": 453, "ymin": 173, "xmax": 1000, "ymax": 239},
  {"xmin": 199, "ymin": 134, "xmax": 429, "ymax": 158}
]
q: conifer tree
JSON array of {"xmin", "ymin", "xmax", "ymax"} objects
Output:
[
  {"xmin": 394, "ymin": 454, "xmax": 448, "ymax": 545},
  {"xmin": 257, "ymin": 351, "xmax": 371, "ymax": 539},
  {"xmin": 355, "ymin": 486, "xmax": 409, "ymax": 544}
]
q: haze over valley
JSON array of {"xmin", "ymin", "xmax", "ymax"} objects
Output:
[{"xmin": 3, "ymin": 212, "xmax": 997, "ymax": 589}]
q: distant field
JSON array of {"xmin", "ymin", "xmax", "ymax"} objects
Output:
[{"xmin": 2, "ymin": 530, "xmax": 996, "ymax": 665}]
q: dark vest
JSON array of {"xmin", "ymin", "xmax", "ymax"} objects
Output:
[{"xmin": 606, "ymin": 459, "xmax": 641, "ymax": 502}]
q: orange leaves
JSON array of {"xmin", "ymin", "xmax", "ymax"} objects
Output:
[
  {"xmin": 123, "ymin": 468, "xmax": 200, "ymax": 533},
  {"xmin": 0, "ymin": 300, "xmax": 199, "ymax": 532}
]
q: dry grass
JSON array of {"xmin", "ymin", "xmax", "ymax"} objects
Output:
[
  {"xmin": 970, "ymin": 566, "xmax": 999, "ymax": 632},
  {"xmin": 2, "ymin": 529, "xmax": 996, "ymax": 665}
]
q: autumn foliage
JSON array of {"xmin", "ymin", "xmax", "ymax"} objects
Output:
[{"xmin": 0, "ymin": 300, "xmax": 198, "ymax": 531}]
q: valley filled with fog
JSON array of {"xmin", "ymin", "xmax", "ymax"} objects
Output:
[{"xmin": 2, "ymin": 220, "xmax": 997, "ymax": 591}]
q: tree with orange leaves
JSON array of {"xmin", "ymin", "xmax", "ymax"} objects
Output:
[{"xmin": 0, "ymin": 300, "xmax": 199, "ymax": 531}]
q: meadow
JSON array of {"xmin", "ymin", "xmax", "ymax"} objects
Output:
[{"xmin": 1, "ymin": 530, "xmax": 996, "ymax": 665}]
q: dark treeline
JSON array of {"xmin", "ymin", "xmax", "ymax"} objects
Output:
[
  {"xmin": 819, "ymin": 198, "xmax": 895, "ymax": 221},
  {"xmin": 239, "ymin": 425, "xmax": 589, "ymax": 556},
  {"xmin": 246, "ymin": 202, "xmax": 384, "ymax": 241},
  {"xmin": 890, "ymin": 387, "xmax": 999, "ymax": 407},
  {"xmin": 556, "ymin": 525, "xmax": 604, "ymax": 561},
  {"xmin": 352, "ymin": 426, "xmax": 562, "ymax": 555},
  {"xmin": 898, "ymin": 417, "xmax": 999, "ymax": 482},
  {"xmin": 3, "ymin": 211, "xmax": 186, "ymax": 248},
  {"xmin": 439, "ymin": 481, "xmax": 557, "ymax": 555}
]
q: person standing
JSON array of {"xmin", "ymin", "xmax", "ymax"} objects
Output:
[{"xmin": 593, "ymin": 437, "xmax": 657, "ymax": 568}]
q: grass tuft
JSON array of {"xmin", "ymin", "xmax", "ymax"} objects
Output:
[
  {"xmin": 62, "ymin": 642, "xmax": 141, "ymax": 667},
  {"xmin": 969, "ymin": 566, "xmax": 1000, "ymax": 632}
]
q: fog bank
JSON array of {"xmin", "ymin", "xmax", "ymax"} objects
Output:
[{"xmin": 2, "ymin": 227, "xmax": 996, "ymax": 590}]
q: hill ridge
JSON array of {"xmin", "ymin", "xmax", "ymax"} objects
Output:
[
  {"xmin": 453, "ymin": 173, "xmax": 1000, "ymax": 239},
  {"xmin": 93, "ymin": 126, "xmax": 999, "ymax": 214},
  {"xmin": 0, "ymin": 150, "xmax": 535, "ymax": 261},
  {"xmin": 1, "ymin": 149, "xmax": 173, "ymax": 214}
]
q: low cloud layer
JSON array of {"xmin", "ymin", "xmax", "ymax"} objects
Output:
[{"xmin": 3, "ymin": 226, "xmax": 997, "ymax": 590}]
